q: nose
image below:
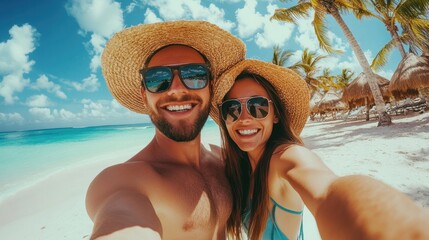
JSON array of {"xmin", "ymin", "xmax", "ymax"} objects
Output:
[
  {"xmin": 167, "ymin": 69, "xmax": 188, "ymax": 96},
  {"xmin": 238, "ymin": 102, "xmax": 252, "ymax": 121}
]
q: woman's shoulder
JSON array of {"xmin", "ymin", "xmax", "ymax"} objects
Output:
[
  {"xmin": 271, "ymin": 144, "xmax": 321, "ymax": 169},
  {"xmin": 273, "ymin": 144, "xmax": 313, "ymax": 159}
]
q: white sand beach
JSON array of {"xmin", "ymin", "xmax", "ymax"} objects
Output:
[{"xmin": 0, "ymin": 111, "xmax": 428, "ymax": 240}]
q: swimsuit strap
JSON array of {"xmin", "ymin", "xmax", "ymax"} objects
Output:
[
  {"xmin": 270, "ymin": 197, "xmax": 305, "ymax": 240},
  {"xmin": 270, "ymin": 197, "xmax": 303, "ymax": 215}
]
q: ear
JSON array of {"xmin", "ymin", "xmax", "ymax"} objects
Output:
[
  {"xmin": 140, "ymin": 87, "xmax": 147, "ymax": 102},
  {"xmin": 273, "ymin": 115, "xmax": 279, "ymax": 124}
]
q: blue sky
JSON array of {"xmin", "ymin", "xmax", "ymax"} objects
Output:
[{"xmin": 0, "ymin": 0, "xmax": 401, "ymax": 132}]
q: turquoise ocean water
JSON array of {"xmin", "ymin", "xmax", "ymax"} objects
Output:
[{"xmin": 0, "ymin": 120, "xmax": 220, "ymax": 201}]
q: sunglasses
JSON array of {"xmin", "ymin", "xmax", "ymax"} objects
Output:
[
  {"xmin": 219, "ymin": 96, "xmax": 272, "ymax": 123},
  {"xmin": 140, "ymin": 63, "xmax": 210, "ymax": 93}
]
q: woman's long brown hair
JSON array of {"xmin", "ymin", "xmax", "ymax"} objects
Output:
[{"xmin": 221, "ymin": 73, "xmax": 303, "ymax": 240}]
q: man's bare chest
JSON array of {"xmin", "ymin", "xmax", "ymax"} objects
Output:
[{"xmin": 146, "ymin": 165, "xmax": 232, "ymax": 231}]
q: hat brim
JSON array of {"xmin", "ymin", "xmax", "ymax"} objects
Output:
[
  {"xmin": 102, "ymin": 20, "xmax": 245, "ymax": 114},
  {"xmin": 210, "ymin": 59, "xmax": 310, "ymax": 135}
]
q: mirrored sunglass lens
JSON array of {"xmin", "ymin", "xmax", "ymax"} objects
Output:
[
  {"xmin": 248, "ymin": 97, "xmax": 269, "ymax": 119},
  {"xmin": 180, "ymin": 65, "xmax": 208, "ymax": 89},
  {"xmin": 144, "ymin": 67, "xmax": 172, "ymax": 92},
  {"xmin": 221, "ymin": 100, "xmax": 241, "ymax": 122}
]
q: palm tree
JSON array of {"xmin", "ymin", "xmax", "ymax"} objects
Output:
[
  {"xmin": 365, "ymin": 0, "xmax": 429, "ymax": 70},
  {"xmin": 318, "ymin": 68, "xmax": 336, "ymax": 93},
  {"xmin": 271, "ymin": 0, "xmax": 392, "ymax": 126},
  {"xmin": 292, "ymin": 48, "xmax": 327, "ymax": 97},
  {"xmin": 336, "ymin": 68, "xmax": 354, "ymax": 92},
  {"xmin": 272, "ymin": 45, "xmax": 294, "ymax": 67}
]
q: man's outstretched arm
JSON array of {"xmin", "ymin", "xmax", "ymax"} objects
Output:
[{"xmin": 88, "ymin": 190, "xmax": 162, "ymax": 240}]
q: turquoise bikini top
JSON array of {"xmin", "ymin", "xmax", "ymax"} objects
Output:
[{"xmin": 243, "ymin": 197, "xmax": 304, "ymax": 240}]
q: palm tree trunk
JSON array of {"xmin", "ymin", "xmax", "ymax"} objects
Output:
[
  {"xmin": 387, "ymin": 23, "xmax": 407, "ymax": 58},
  {"xmin": 365, "ymin": 98, "xmax": 370, "ymax": 121},
  {"xmin": 330, "ymin": 8, "xmax": 392, "ymax": 126}
]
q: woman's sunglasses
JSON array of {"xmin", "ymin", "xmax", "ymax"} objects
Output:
[
  {"xmin": 219, "ymin": 96, "xmax": 272, "ymax": 123},
  {"xmin": 140, "ymin": 63, "xmax": 210, "ymax": 93}
]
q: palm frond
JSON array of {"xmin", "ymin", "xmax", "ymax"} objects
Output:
[
  {"xmin": 371, "ymin": 38, "xmax": 396, "ymax": 71},
  {"xmin": 272, "ymin": 46, "xmax": 294, "ymax": 67},
  {"xmin": 339, "ymin": 0, "xmax": 373, "ymax": 19},
  {"xmin": 396, "ymin": 0, "xmax": 429, "ymax": 19},
  {"xmin": 408, "ymin": 21, "xmax": 429, "ymax": 45},
  {"xmin": 271, "ymin": 2, "xmax": 313, "ymax": 22},
  {"xmin": 335, "ymin": 68, "xmax": 354, "ymax": 90},
  {"xmin": 313, "ymin": 12, "xmax": 342, "ymax": 54}
]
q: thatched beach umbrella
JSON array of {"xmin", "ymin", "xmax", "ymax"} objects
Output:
[
  {"xmin": 314, "ymin": 90, "xmax": 347, "ymax": 112},
  {"xmin": 342, "ymin": 72, "xmax": 391, "ymax": 120},
  {"xmin": 309, "ymin": 91, "xmax": 323, "ymax": 120},
  {"xmin": 310, "ymin": 91, "xmax": 323, "ymax": 114},
  {"xmin": 310, "ymin": 90, "xmax": 347, "ymax": 120},
  {"xmin": 389, "ymin": 53, "xmax": 429, "ymax": 100}
]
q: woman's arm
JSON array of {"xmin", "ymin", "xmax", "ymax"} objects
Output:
[{"xmin": 277, "ymin": 145, "xmax": 429, "ymax": 240}]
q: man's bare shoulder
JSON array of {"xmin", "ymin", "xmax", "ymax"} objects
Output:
[
  {"xmin": 207, "ymin": 143, "xmax": 221, "ymax": 156},
  {"xmin": 86, "ymin": 160, "xmax": 159, "ymax": 219}
]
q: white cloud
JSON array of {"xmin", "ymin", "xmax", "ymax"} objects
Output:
[
  {"xmin": 26, "ymin": 94, "xmax": 50, "ymax": 108},
  {"xmin": 293, "ymin": 12, "xmax": 319, "ymax": 51},
  {"xmin": 235, "ymin": 2, "xmax": 294, "ymax": 48},
  {"xmin": 143, "ymin": 0, "xmax": 235, "ymax": 31},
  {"xmin": 326, "ymin": 31, "xmax": 347, "ymax": 52},
  {"xmin": 69, "ymin": 74, "xmax": 100, "ymax": 92},
  {"xmin": 0, "ymin": 112, "xmax": 24, "ymax": 123},
  {"xmin": 34, "ymin": 74, "xmax": 67, "ymax": 99},
  {"xmin": 79, "ymin": 98, "xmax": 143, "ymax": 121},
  {"xmin": 288, "ymin": 50, "xmax": 303, "ymax": 66},
  {"xmin": 126, "ymin": 1, "xmax": 138, "ymax": 13},
  {"xmin": 235, "ymin": 0, "xmax": 264, "ymax": 38},
  {"xmin": 29, "ymin": 107, "xmax": 79, "ymax": 122},
  {"xmin": 0, "ymin": 24, "xmax": 37, "ymax": 104},
  {"xmin": 337, "ymin": 50, "xmax": 373, "ymax": 74},
  {"xmin": 0, "ymin": 24, "xmax": 37, "ymax": 74},
  {"xmin": 53, "ymin": 108, "xmax": 78, "ymax": 121},
  {"xmin": 144, "ymin": 9, "xmax": 163, "ymax": 24},
  {"xmin": 294, "ymin": 10, "xmax": 346, "ymax": 55},
  {"xmin": 81, "ymin": 98, "xmax": 107, "ymax": 118},
  {"xmin": 29, "ymin": 107, "xmax": 55, "ymax": 122},
  {"xmin": 19, "ymin": 98, "xmax": 143, "ymax": 127},
  {"xmin": 220, "ymin": 0, "xmax": 241, "ymax": 2},
  {"xmin": 66, "ymin": 0, "xmax": 124, "ymax": 72},
  {"xmin": 66, "ymin": 0, "xmax": 123, "ymax": 38},
  {"xmin": 0, "ymin": 74, "xmax": 30, "ymax": 104},
  {"xmin": 318, "ymin": 55, "xmax": 340, "ymax": 72},
  {"xmin": 88, "ymin": 33, "xmax": 106, "ymax": 72},
  {"xmin": 110, "ymin": 99, "xmax": 123, "ymax": 110}
]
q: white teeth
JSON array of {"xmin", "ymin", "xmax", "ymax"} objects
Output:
[
  {"xmin": 238, "ymin": 129, "xmax": 258, "ymax": 135},
  {"xmin": 166, "ymin": 104, "xmax": 192, "ymax": 112}
]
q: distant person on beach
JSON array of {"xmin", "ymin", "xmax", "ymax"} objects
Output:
[
  {"xmin": 85, "ymin": 20, "xmax": 245, "ymax": 239},
  {"xmin": 211, "ymin": 59, "xmax": 429, "ymax": 240}
]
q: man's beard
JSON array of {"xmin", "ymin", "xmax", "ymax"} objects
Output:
[{"xmin": 149, "ymin": 96, "xmax": 210, "ymax": 142}]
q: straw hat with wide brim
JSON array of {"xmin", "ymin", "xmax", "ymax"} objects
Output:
[
  {"xmin": 210, "ymin": 59, "xmax": 310, "ymax": 135},
  {"xmin": 102, "ymin": 20, "xmax": 246, "ymax": 114}
]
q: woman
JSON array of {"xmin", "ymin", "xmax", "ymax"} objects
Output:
[
  {"xmin": 210, "ymin": 59, "xmax": 336, "ymax": 240},
  {"xmin": 211, "ymin": 60, "xmax": 429, "ymax": 240}
]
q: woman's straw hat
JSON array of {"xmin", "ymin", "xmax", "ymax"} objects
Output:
[
  {"xmin": 101, "ymin": 20, "xmax": 245, "ymax": 114},
  {"xmin": 210, "ymin": 59, "xmax": 310, "ymax": 134}
]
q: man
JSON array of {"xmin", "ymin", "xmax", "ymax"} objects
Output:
[{"xmin": 86, "ymin": 20, "xmax": 245, "ymax": 240}]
